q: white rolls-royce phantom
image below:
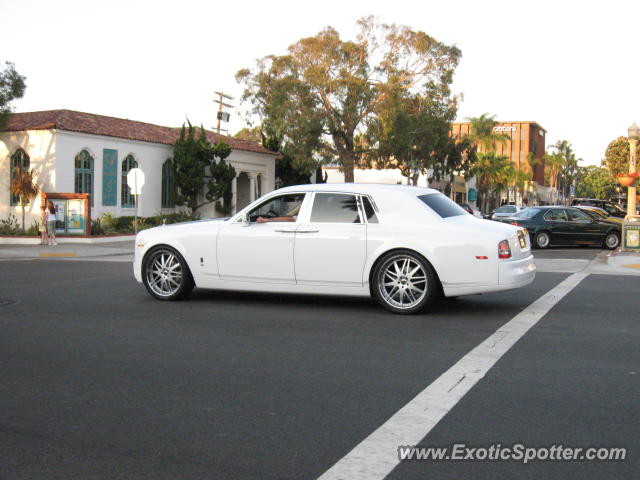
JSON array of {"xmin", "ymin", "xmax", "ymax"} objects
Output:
[{"xmin": 134, "ymin": 184, "xmax": 535, "ymax": 314}]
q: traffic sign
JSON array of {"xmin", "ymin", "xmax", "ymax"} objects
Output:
[{"xmin": 127, "ymin": 168, "xmax": 145, "ymax": 195}]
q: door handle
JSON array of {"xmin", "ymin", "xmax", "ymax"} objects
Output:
[
  {"xmin": 274, "ymin": 229, "xmax": 297, "ymax": 233},
  {"xmin": 296, "ymin": 230, "xmax": 319, "ymax": 233}
]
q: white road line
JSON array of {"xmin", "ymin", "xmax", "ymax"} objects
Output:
[{"xmin": 319, "ymin": 272, "xmax": 589, "ymax": 480}]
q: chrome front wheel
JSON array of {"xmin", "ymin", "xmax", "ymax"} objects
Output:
[
  {"xmin": 373, "ymin": 251, "xmax": 437, "ymax": 314},
  {"xmin": 143, "ymin": 247, "xmax": 194, "ymax": 300}
]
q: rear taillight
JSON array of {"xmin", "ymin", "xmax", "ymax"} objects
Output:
[
  {"xmin": 498, "ymin": 239, "xmax": 511, "ymax": 259},
  {"xmin": 511, "ymin": 221, "xmax": 520, "ymax": 226}
]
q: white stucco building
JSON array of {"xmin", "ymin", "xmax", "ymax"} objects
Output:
[{"xmin": 1, "ymin": 110, "xmax": 278, "ymax": 232}]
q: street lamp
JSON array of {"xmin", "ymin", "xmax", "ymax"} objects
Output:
[{"xmin": 626, "ymin": 122, "xmax": 639, "ymax": 219}]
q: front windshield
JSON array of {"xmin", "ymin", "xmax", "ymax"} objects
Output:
[
  {"xmin": 515, "ymin": 207, "xmax": 542, "ymax": 219},
  {"xmin": 248, "ymin": 194, "xmax": 305, "ymax": 222}
]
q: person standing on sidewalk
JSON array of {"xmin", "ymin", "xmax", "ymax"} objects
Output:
[
  {"xmin": 46, "ymin": 201, "xmax": 57, "ymax": 245},
  {"xmin": 39, "ymin": 205, "xmax": 49, "ymax": 245}
]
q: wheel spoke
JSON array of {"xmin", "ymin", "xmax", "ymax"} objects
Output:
[
  {"xmin": 385, "ymin": 270, "xmax": 399, "ymax": 281},
  {"xmin": 405, "ymin": 288, "xmax": 416, "ymax": 303},
  {"xmin": 393, "ymin": 261, "xmax": 403, "ymax": 276}
]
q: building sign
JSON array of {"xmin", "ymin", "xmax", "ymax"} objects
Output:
[
  {"xmin": 493, "ymin": 126, "xmax": 517, "ymax": 133},
  {"xmin": 102, "ymin": 149, "xmax": 118, "ymax": 206}
]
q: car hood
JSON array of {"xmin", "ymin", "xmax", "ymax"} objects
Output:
[
  {"xmin": 138, "ymin": 218, "xmax": 228, "ymax": 239},
  {"xmin": 157, "ymin": 218, "xmax": 228, "ymax": 229}
]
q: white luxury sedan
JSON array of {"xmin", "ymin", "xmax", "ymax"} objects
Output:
[{"xmin": 134, "ymin": 184, "xmax": 535, "ymax": 314}]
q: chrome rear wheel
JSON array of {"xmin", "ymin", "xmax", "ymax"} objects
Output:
[{"xmin": 373, "ymin": 251, "xmax": 437, "ymax": 314}]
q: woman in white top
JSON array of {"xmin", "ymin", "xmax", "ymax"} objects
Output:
[{"xmin": 46, "ymin": 201, "xmax": 57, "ymax": 245}]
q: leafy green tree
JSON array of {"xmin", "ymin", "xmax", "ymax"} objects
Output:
[
  {"xmin": 1, "ymin": 62, "xmax": 26, "ymax": 130},
  {"xmin": 236, "ymin": 16, "xmax": 461, "ymax": 182},
  {"xmin": 261, "ymin": 132, "xmax": 312, "ymax": 187},
  {"xmin": 172, "ymin": 123, "xmax": 235, "ymax": 215},
  {"xmin": 602, "ymin": 136, "xmax": 630, "ymax": 176},
  {"xmin": 10, "ymin": 166, "xmax": 39, "ymax": 232},
  {"xmin": 575, "ymin": 166, "xmax": 616, "ymax": 199},
  {"xmin": 363, "ymin": 80, "xmax": 464, "ymax": 186},
  {"xmin": 233, "ymin": 126, "xmax": 262, "ymax": 143}
]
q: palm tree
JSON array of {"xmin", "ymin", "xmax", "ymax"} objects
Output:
[
  {"xmin": 512, "ymin": 169, "xmax": 534, "ymax": 205},
  {"xmin": 469, "ymin": 151, "xmax": 515, "ymax": 213},
  {"xmin": 465, "ymin": 113, "xmax": 509, "ymax": 152},
  {"xmin": 543, "ymin": 151, "xmax": 566, "ymax": 204},
  {"xmin": 10, "ymin": 167, "xmax": 40, "ymax": 232}
]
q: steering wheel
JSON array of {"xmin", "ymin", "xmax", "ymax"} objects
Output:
[{"xmin": 265, "ymin": 209, "xmax": 279, "ymax": 218}]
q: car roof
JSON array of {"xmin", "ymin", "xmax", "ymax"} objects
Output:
[
  {"xmin": 576, "ymin": 205, "xmax": 607, "ymax": 213},
  {"xmin": 275, "ymin": 183, "xmax": 439, "ymax": 196}
]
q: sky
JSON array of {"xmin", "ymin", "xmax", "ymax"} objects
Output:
[{"xmin": 2, "ymin": 0, "xmax": 639, "ymax": 166}]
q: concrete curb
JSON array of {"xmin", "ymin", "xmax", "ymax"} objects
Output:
[{"xmin": 0, "ymin": 235, "xmax": 135, "ymax": 245}]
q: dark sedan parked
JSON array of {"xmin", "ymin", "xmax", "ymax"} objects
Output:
[{"xmin": 498, "ymin": 206, "xmax": 621, "ymax": 249}]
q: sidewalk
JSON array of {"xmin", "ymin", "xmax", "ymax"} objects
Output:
[
  {"xmin": 534, "ymin": 249, "xmax": 640, "ymax": 276},
  {"xmin": 0, "ymin": 240, "xmax": 134, "ymax": 261}
]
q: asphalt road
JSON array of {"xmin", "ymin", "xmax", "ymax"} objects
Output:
[{"xmin": 0, "ymin": 255, "xmax": 638, "ymax": 479}]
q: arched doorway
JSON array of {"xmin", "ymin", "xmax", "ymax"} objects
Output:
[{"xmin": 236, "ymin": 172, "xmax": 250, "ymax": 210}]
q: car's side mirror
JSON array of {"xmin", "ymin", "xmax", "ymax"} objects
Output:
[{"xmin": 241, "ymin": 213, "xmax": 250, "ymax": 227}]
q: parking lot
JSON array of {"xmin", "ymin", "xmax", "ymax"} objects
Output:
[{"xmin": 0, "ymin": 246, "xmax": 638, "ymax": 479}]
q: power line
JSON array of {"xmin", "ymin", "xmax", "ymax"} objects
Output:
[{"xmin": 213, "ymin": 91, "xmax": 234, "ymax": 134}]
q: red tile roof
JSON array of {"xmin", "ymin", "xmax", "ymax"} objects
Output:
[{"xmin": 2, "ymin": 109, "xmax": 278, "ymax": 156}]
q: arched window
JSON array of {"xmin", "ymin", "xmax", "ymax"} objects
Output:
[
  {"xmin": 121, "ymin": 155, "xmax": 138, "ymax": 208},
  {"xmin": 75, "ymin": 150, "xmax": 94, "ymax": 205},
  {"xmin": 10, "ymin": 149, "xmax": 30, "ymax": 206},
  {"xmin": 161, "ymin": 159, "xmax": 175, "ymax": 208}
]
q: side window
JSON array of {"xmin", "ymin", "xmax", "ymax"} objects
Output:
[
  {"xmin": 248, "ymin": 194, "xmax": 305, "ymax": 222},
  {"xmin": 361, "ymin": 196, "xmax": 379, "ymax": 223},
  {"xmin": 567, "ymin": 209, "xmax": 591, "ymax": 223},
  {"xmin": 310, "ymin": 193, "xmax": 361, "ymax": 223},
  {"xmin": 544, "ymin": 209, "xmax": 568, "ymax": 222}
]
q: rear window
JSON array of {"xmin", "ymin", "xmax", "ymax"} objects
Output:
[
  {"xmin": 515, "ymin": 207, "xmax": 542, "ymax": 219},
  {"xmin": 418, "ymin": 194, "xmax": 466, "ymax": 218},
  {"xmin": 496, "ymin": 205, "xmax": 517, "ymax": 213}
]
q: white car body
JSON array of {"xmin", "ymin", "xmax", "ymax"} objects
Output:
[{"xmin": 134, "ymin": 184, "xmax": 535, "ymax": 311}]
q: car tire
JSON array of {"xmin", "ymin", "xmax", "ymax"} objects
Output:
[
  {"xmin": 534, "ymin": 231, "xmax": 551, "ymax": 249},
  {"xmin": 604, "ymin": 231, "xmax": 620, "ymax": 250},
  {"xmin": 372, "ymin": 250, "xmax": 438, "ymax": 314},
  {"xmin": 142, "ymin": 246, "xmax": 195, "ymax": 301}
]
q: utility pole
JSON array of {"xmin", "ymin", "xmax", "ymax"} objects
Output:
[{"xmin": 213, "ymin": 91, "xmax": 234, "ymax": 135}]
